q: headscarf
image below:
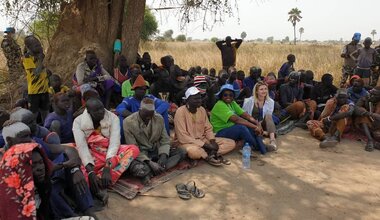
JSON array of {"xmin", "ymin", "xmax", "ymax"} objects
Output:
[{"xmin": 0, "ymin": 143, "xmax": 52, "ymax": 220}]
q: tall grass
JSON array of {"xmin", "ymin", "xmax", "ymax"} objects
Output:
[{"xmin": 140, "ymin": 41, "xmax": 343, "ymax": 84}]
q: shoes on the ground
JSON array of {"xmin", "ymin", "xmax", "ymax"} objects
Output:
[
  {"xmin": 267, "ymin": 139, "xmax": 278, "ymax": 152},
  {"xmin": 205, "ymin": 156, "xmax": 223, "ymax": 167},
  {"xmin": 365, "ymin": 141, "xmax": 375, "ymax": 152},
  {"xmin": 319, "ymin": 136, "xmax": 339, "ymax": 148}
]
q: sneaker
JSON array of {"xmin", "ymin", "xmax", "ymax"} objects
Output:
[
  {"xmin": 365, "ymin": 141, "xmax": 375, "ymax": 152},
  {"xmin": 267, "ymin": 139, "xmax": 278, "ymax": 151},
  {"xmin": 205, "ymin": 156, "xmax": 223, "ymax": 167},
  {"xmin": 319, "ymin": 137, "xmax": 339, "ymax": 148}
]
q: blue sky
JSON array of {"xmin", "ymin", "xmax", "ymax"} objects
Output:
[{"xmin": 1, "ymin": 0, "xmax": 379, "ymax": 41}]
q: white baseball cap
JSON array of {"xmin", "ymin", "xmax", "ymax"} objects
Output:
[{"xmin": 183, "ymin": 87, "xmax": 200, "ymax": 100}]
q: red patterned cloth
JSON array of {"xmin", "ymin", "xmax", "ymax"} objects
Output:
[
  {"xmin": 81, "ymin": 133, "xmax": 140, "ymax": 184},
  {"xmin": 0, "ymin": 143, "xmax": 52, "ymax": 220}
]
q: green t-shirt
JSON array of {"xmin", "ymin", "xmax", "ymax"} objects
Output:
[
  {"xmin": 121, "ymin": 79, "xmax": 150, "ymax": 98},
  {"xmin": 210, "ymin": 100, "xmax": 245, "ymax": 133}
]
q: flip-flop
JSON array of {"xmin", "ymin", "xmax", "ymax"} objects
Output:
[
  {"xmin": 186, "ymin": 181, "xmax": 205, "ymax": 198},
  {"xmin": 175, "ymin": 183, "xmax": 192, "ymax": 200}
]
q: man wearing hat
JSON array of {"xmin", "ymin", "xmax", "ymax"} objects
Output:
[
  {"xmin": 353, "ymin": 86, "xmax": 380, "ymax": 151},
  {"xmin": 340, "ymin": 32, "xmax": 362, "ymax": 87},
  {"xmin": 123, "ymin": 98, "xmax": 186, "ymax": 185},
  {"xmin": 116, "ymin": 74, "xmax": 170, "ymax": 136},
  {"xmin": 306, "ymin": 89, "xmax": 355, "ymax": 148},
  {"xmin": 174, "ymin": 87, "xmax": 235, "ymax": 166},
  {"xmin": 350, "ymin": 37, "xmax": 378, "ymax": 87},
  {"xmin": 1, "ymin": 27, "xmax": 23, "ymax": 81}
]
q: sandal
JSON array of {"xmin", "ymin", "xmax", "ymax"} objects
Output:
[
  {"xmin": 186, "ymin": 181, "xmax": 205, "ymax": 198},
  {"xmin": 205, "ymin": 156, "xmax": 223, "ymax": 167},
  {"xmin": 217, "ymin": 155, "xmax": 231, "ymax": 165},
  {"xmin": 175, "ymin": 183, "xmax": 192, "ymax": 200}
]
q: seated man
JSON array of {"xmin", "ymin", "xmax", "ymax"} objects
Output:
[
  {"xmin": 311, "ymin": 73, "xmax": 338, "ymax": 112},
  {"xmin": 113, "ymin": 54, "xmax": 129, "ymax": 85},
  {"xmin": 121, "ymin": 64, "xmax": 149, "ymax": 98},
  {"xmin": 116, "ymin": 74, "xmax": 170, "ymax": 135},
  {"xmin": 279, "ymin": 71, "xmax": 316, "ymax": 122},
  {"xmin": 137, "ymin": 52, "xmax": 158, "ymax": 84},
  {"xmin": 306, "ymin": 89, "xmax": 354, "ymax": 148},
  {"xmin": 123, "ymin": 98, "xmax": 186, "ymax": 184},
  {"xmin": 243, "ymin": 66, "xmax": 264, "ymax": 93},
  {"xmin": 75, "ymin": 50, "xmax": 117, "ymax": 109},
  {"xmin": 44, "ymin": 92, "xmax": 74, "ymax": 143},
  {"xmin": 347, "ymin": 78, "xmax": 369, "ymax": 104},
  {"xmin": 353, "ymin": 86, "xmax": 380, "ymax": 151},
  {"xmin": 73, "ymin": 98, "xmax": 140, "ymax": 200},
  {"xmin": 1, "ymin": 120, "xmax": 97, "ymax": 219},
  {"xmin": 174, "ymin": 87, "xmax": 235, "ymax": 166}
]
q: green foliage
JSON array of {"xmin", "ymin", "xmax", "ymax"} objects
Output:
[
  {"xmin": 163, "ymin": 29, "xmax": 174, "ymax": 41},
  {"xmin": 240, "ymin": 31, "xmax": 247, "ymax": 40},
  {"xmin": 210, "ymin": 37, "xmax": 219, "ymax": 42},
  {"xmin": 141, "ymin": 8, "xmax": 158, "ymax": 41},
  {"xmin": 288, "ymin": 8, "xmax": 302, "ymax": 26},
  {"xmin": 175, "ymin": 34, "xmax": 187, "ymax": 42},
  {"xmin": 30, "ymin": 11, "xmax": 59, "ymax": 43}
]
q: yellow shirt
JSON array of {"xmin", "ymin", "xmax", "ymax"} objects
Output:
[
  {"xmin": 23, "ymin": 56, "xmax": 49, "ymax": 94},
  {"xmin": 48, "ymin": 85, "xmax": 70, "ymax": 95}
]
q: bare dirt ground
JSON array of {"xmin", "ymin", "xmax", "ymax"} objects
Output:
[{"xmin": 97, "ymin": 128, "xmax": 380, "ymax": 220}]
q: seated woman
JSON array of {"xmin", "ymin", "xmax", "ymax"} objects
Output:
[
  {"xmin": 243, "ymin": 81, "xmax": 278, "ymax": 150},
  {"xmin": 210, "ymin": 84, "xmax": 275, "ymax": 154},
  {"xmin": 44, "ymin": 92, "xmax": 74, "ymax": 143},
  {"xmin": 0, "ymin": 121, "xmax": 96, "ymax": 220}
]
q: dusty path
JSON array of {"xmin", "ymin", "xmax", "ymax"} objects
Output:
[{"xmin": 98, "ymin": 128, "xmax": 380, "ymax": 220}]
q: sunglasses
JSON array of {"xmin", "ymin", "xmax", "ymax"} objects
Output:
[{"xmin": 223, "ymin": 93, "xmax": 234, "ymax": 97}]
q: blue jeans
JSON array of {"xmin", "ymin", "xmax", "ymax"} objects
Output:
[{"xmin": 216, "ymin": 124, "xmax": 267, "ymax": 154}]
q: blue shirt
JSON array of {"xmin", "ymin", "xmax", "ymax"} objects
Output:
[
  {"xmin": 116, "ymin": 94, "xmax": 170, "ymax": 117},
  {"xmin": 347, "ymin": 87, "xmax": 369, "ymax": 104}
]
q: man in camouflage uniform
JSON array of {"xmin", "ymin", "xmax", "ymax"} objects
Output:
[
  {"xmin": 1, "ymin": 27, "xmax": 23, "ymax": 81},
  {"xmin": 340, "ymin": 32, "xmax": 362, "ymax": 87}
]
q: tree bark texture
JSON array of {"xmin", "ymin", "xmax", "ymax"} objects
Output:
[
  {"xmin": 122, "ymin": 0, "xmax": 146, "ymax": 66},
  {"xmin": 45, "ymin": 0, "xmax": 145, "ymax": 82}
]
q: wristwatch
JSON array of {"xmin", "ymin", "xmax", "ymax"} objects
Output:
[{"xmin": 70, "ymin": 167, "xmax": 80, "ymax": 174}]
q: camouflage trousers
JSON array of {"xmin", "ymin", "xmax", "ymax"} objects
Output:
[{"xmin": 340, "ymin": 65, "xmax": 355, "ymax": 88}]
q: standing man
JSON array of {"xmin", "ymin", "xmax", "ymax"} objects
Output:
[
  {"xmin": 216, "ymin": 36, "xmax": 243, "ymax": 70},
  {"xmin": 1, "ymin": 27, "xmax": 23, "ymax": 81},
  {"xmin": 350, "ymin": 37, "xmax": 378, "ymax": 87},
  {"xmin": 340, "ymin": 33, "xmax": 362, "ymax": 87},
  {"xmin": 23, "ymin": 35, "xmax": 50, "ymax": 123}
]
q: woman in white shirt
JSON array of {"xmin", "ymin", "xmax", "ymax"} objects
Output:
[{"xmin": 243, "ymin": 81, "xmax": 278, "ymax": 150}]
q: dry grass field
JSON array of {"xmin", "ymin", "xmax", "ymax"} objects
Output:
[
  {"xmin": 0, "ymin": 41, "xmax": 344, "ymax": 107},
  {"xmin": 140, "ymin": 41, "xmax": 343, "ymax": 84}
]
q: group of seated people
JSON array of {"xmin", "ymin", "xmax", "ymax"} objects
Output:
[{"xmin": 1, "ymin": 43, "xmax": 380, "ymax": 219}]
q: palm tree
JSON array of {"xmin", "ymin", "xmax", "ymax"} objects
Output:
[
  {"xmin": 288, "ymin": 8, "xmax": 302, "ymax": 45},
  {"xmin": 371, "ymin": 29, "xmax": 377, "ymax": 41},
  {"xmin": 299, "ymin": 27, "xmax": 304, "ymax": 42}
]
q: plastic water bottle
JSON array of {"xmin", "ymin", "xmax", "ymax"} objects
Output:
[{"xmin": 242, "ymin": 142, "xmax": 251, "ymax": 169}]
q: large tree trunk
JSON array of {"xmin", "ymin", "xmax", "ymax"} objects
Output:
[
  {"xmin": 45, "ymin": 0, "xmax": 145, "ymax": 82},
  {"xmin": 122, "ymin": 0, "xmax": 146, "ymax": 65}
]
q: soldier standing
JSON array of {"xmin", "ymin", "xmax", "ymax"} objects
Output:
[
  {"xmin": 340, "ymin": 32, "xmax": 362, "ymax": 87},
  {"xmin": 1, "ymin": 27, "xmax": 23, "ymax": 81}
]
